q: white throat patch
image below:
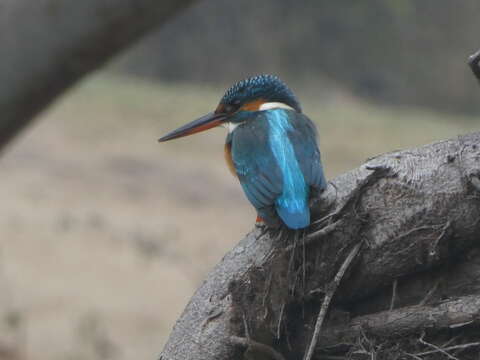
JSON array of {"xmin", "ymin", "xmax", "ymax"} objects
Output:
[
  {"xmin": 259, "ymin": 102, "xmax": 295, "ymax": 111},
  {"xmin": 224, "ymin": 122, "xmax": 242, "ymax": 133}
]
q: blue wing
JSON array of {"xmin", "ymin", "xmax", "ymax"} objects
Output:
[
  {"xmin": 286, "ymin": 113, "xmax": 327, "ymax": 191},
  {"xmin": 229, "ymin": 115, "xmax": 282, "ymax": 212},
  {"xmin": 230, "ymin": 110, "xmax": 325, "ymax": 229}
]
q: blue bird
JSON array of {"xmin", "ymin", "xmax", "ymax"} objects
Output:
[{"xmin": 159, "ymin": 75, "xmax": 326, "ymax": 229}]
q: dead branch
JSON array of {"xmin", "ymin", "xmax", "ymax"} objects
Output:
[
  {"xmin": 418, "ymin": 331, "xmax": 459, "ymax": 360},
  {"xmin": 414, "ymin": 342, "xmax": 480, "ymax": 357},
  {"xmin": 159, "ymin": 132, "xmax": 480, "ymax": 360},
  {"xmin": 317, "ymin": 294, "xmax": 480, "ymax": 354}
]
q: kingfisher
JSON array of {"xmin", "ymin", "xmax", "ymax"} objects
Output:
[{"xmin": 159, "ymin": 75, "xmax": 326, "ymax": 230}]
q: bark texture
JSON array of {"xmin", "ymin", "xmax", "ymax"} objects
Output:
[
  {"xmin": 319, "ymin": 294, "xmax": 480, "ymax": 350},
  {"xmin": 0, "ymin": 0, "xmax": 196, "ymax": 151},
  {"xmin": 159, "ymin": 132, "xmax": 480, "ymax": 360}
]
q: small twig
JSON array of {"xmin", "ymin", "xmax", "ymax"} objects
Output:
[
  {"xmin": 429, "ymin": 221, "xmax": 451, "ymax": 257},
  {"xmin": 242, "ymin": 312, "xmax": 250, "ymax": 339},
  {"xmin": 305, "ymin": 220, "xmax": 341, "ymax": 244},
  {"xmin": 449, "ymin": 320, "xmax": 474, "ymax": 329},
  {"xmin": 418, "ymin": 279, "xmax": 440, "ymax": 306},
  {"xmin": 404, "ymin": 352, "xmax": 424, "ymax": 360},
  {"xmin": 262, "ymin": 272, "xmax": 273, "ymax": 308},
  {"xmin": 389, "ymin": 279, "xmax": 398, "ymax": 311},
  {"xmin": 392, "ymin": 225, "xmax": 442, "ymax": 242},
  {"xmin": 308, "ymin": 287, "xmax": 325, "ymax": 297},
  {"xmin": 287, "ymin": 231, "xmax": 299, "ymax": 293},
  {"xmin": 201, "ymin": 307, "xmax": 224, "ymax": 330},
  {"xmin": 419, "ymin": 331, "xmax": 459, "ymax": 360},
  {"xmin": 230, "ymin": 336, "xmax": 286, "ymax": 360},
  {"xmin": 440, "ymin": 335, "xmax": 462, "ymax": 349},
  {"xmin": 303, "ymin": 242, "xmax": 362, "ymax": 360},
  {"xmin": 302, "ymin": 230, "xmax": 306, "ymax": 291},
  {"xmin": 358, "ymin": 327, "xmax": 376, "ymax": 359},
  {"xmin": 415, "ymin": 342, "xmax": 480, "ymax": 357},
  {"xmin": 274, "ymin": 228, "xmax": 285, "ymax": 242},
  {"xmin": 276, "ymin": 303, "xmax": 285, "ymax": 340},
  {"xmin": 310, "ymin": 210, "xmax": 337, "ymax": 227}
]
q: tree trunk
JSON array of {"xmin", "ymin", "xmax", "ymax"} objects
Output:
[
  {"xmin": 159, "ymin": 131, "xmax": 480, "ymax": 360},
  {"xmin": 0, "ymin": 0, "xmax": 196, "ymax": 152}
]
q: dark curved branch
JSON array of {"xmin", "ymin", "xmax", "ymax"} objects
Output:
[
  {"xmin": 0, "ymin": 0, "xmax": 197, "ymax": 152},
  {"xmin": 468, "ymin": 48, "xmax": 480, "ymax": 82},
  {"xmin": 159, "ymin": 132, "xmax": 480, "ymax": 360}
]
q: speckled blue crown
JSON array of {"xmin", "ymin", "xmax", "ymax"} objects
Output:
[{"xmin": 220, "ymin": 75, "xmax": 301, "ymax": 112}]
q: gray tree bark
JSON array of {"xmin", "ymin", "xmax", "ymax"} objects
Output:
[
  {"xmin": 159, "ymin": 132, "xmax": 480, "ymax": 360},
  {"xmin": 0, "ymin": 0, "xmax": 197, "ymax": 152}
]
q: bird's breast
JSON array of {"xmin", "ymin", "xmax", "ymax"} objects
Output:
[{"xmin": 224, "ymin": 142, "xmax": 237, "ymax": 177}]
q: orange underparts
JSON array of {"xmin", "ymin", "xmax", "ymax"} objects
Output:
[
  {"xmin": 256, "ymin": 216, "xmax": 264, "ymax": 223},
  {"xmin": 224, "ymin": 142, "xmax": 237, "ymax": 177},
  {"xmin": 241, "ymin": 99, "xmax": 266, "ymax": 111}
]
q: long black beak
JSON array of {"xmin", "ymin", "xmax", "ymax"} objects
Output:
[{"xmin": 158, "ymin": 112, "xmax": 227, "ymax": 142}]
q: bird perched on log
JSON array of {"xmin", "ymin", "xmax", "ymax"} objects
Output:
[{"xmin": 159, "ymin": 75, "xmax": 326, "ymax": 230}]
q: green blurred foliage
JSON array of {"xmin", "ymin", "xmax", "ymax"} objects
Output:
[{"xmin": 115, "ymin": 0, "xmax": 480, "ymax": 114}]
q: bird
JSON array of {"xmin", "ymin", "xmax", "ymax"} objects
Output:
[{"xmin": 159, "ymin": 75, "xmax": 326, "ymax": 230}]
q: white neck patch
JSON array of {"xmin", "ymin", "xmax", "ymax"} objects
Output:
[
  {"xmin": 259, "ymin": 102, "xmax": 295, "ymax": 111},
  {"xmin": 223, "ymin": 102, "xmax": 295, "ymax": 133},
  {"xmin": 223, "ymin": 122, "xmax": 242, "ymax": 133}
]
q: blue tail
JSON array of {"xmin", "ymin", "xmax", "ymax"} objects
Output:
[{"xmin": 276, "ymin": 199, "xmax": 310, "ymax": 229}]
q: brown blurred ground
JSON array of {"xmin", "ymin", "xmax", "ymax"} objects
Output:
[{"xmin": 0, "ymin": 75, "xmax": 477, "ymax": 360}]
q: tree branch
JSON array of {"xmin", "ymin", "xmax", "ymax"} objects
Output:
[
  {"xmin": 159, "ymin": 132, "xmax": 480, "ymax": 360},
  {"xmin": 0, "ymin": 0, "xmax": 197, "ymax": 152}
]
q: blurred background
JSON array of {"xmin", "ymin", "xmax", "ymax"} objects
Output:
[{"xmin": 0, "ymin": 1, "xmax": 479, "ymax": 359}]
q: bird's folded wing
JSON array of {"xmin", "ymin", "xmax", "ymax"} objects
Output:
[
  {"xmin": 287, "ymin": 114, "xmax": 327, "ymax": 191},
  {"xmin": 231, "ymin": 118, "xmax": 282, "ymax": 210}
]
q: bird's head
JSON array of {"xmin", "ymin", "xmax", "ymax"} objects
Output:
[{"xmin": 159, "ymin": 74, "xmax": 300, "ymax": 142}]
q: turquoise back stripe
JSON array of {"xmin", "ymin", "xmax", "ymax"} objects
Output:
[{"xmin": 267, "ymin": 110, "xmax": 309, "ymax": 229}]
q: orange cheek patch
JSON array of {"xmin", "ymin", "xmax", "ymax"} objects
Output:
[{"xmin": 241, "ymin": 99, "xmax": 266, "ymax": 111}]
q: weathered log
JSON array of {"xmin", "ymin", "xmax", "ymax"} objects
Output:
[
  {"xmin": 0, "ymin": 0, "xmax": 196, "ymax": 151},
  {"xmin": 159, "ymin": 132, "xmax": 480, "ymax": 360}
]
